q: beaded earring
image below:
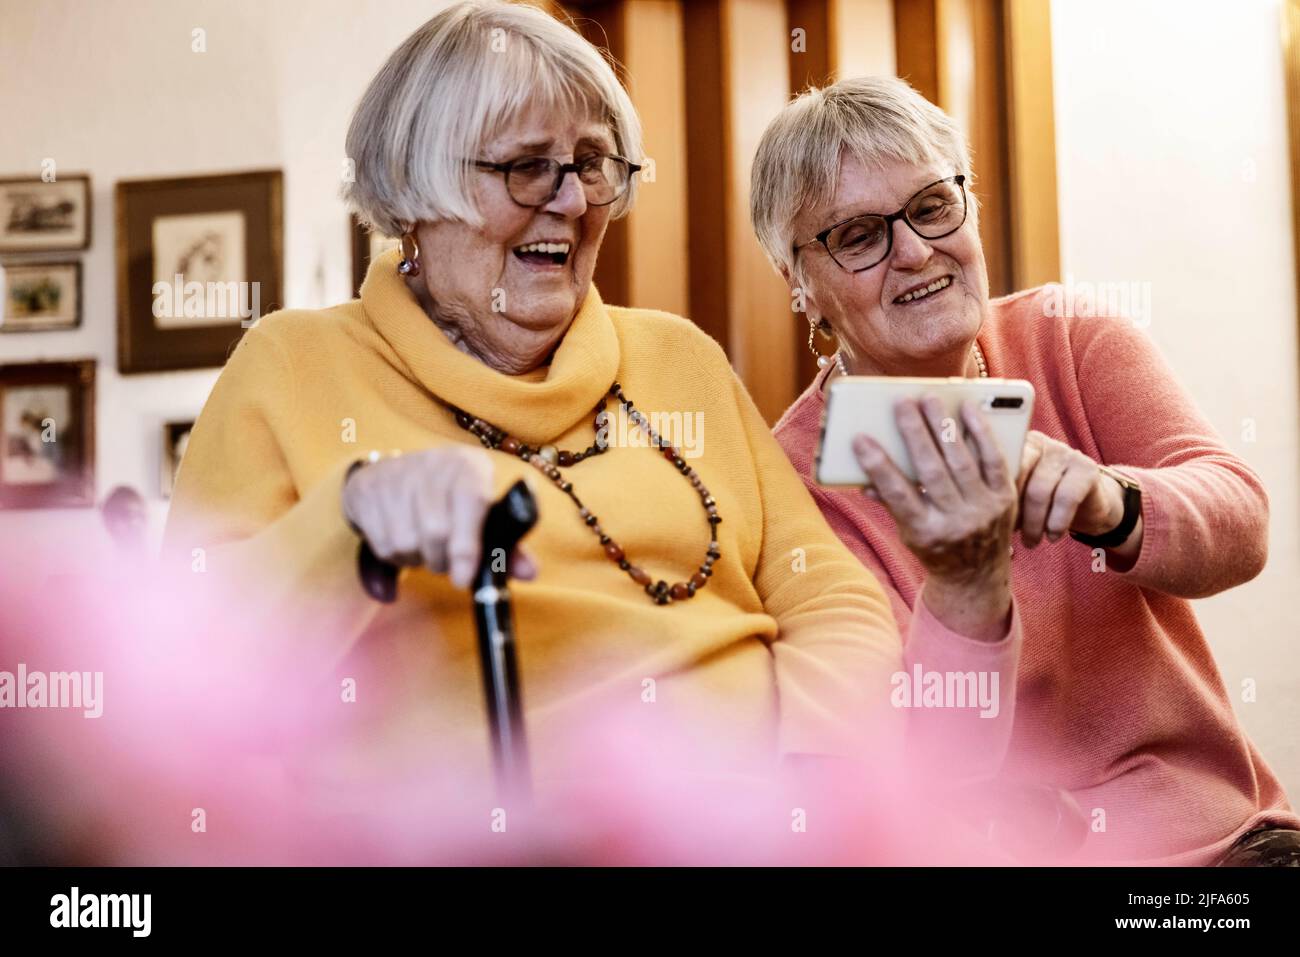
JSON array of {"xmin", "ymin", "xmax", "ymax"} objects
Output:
[{"xmin": 397, "ymin": 231, "xmax": 421, "ymax": 277}]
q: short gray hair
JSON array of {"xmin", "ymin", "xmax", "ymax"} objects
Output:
[
  {"xmin": 750, "ymin": 75, "xmax": 971, "ymax": 278},
  {"xmin": 344, "ymin": 0, "xmax": 643, "ymax": 236}
]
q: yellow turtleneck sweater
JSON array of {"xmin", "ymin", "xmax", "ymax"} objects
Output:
[{"xmin": 162, "ymin": 248, "xmax": 902, "ymax": 786}]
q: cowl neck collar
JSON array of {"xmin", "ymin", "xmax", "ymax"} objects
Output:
[{"xmin": 360, "ymin": 248, "xmax": 620, "ymax": 444}]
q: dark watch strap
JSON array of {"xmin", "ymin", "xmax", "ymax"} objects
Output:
[{"xmin": 1070, "ymin": 466, "xmax": 1142, "ymax": 549}]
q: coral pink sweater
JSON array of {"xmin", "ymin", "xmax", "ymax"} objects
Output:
[{"xmin": 774, "ymin": 285, "xmax": 1298, "ymax": 864}]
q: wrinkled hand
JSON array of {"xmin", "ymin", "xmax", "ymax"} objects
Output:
[
  {"xmin": 1016, "ymin": 431, "xmax": 1124, "ymax": 547},
  {"xmin": 853, "ymin": 397, "xmax": 1016, "ymax": 641},
  {"xmin": 854, "ymin": 397, "xmax": 1017, "ymax": 584},
  {"xmin": 342, "ymin": 445, "xmax": 538, "ymax": 588}
]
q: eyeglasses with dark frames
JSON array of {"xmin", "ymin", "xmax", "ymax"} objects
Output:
[
  {"xmin": 793, "ymin": 174, "xmax": 968, "ymax": 273},
  {"xmin": 472, "ymin": 154, "xmax": 643, "ymax": 208}
]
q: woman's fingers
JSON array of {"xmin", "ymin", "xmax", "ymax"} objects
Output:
[
  {"xmin": 344, "ymin": 446, "xmax": 504, "ymax": 587},
  {"xmin": 1015, "ymin": 433, "xmax": 1110, "ymax": 545},
  {"xmin": 918, "ymin": 395, "xmax": 985, "ymax": 497},
  {"xmin": 893, "ymin": 398, "xmax": 961, "ymax": 508},
  {"xmin": 1018, "ymin": 442, "xmax": 1066, "ymax": 547},
  {"xmin": 444, "ymin": 457, "xmax": 491, "ymax": 588},
  {"xmin": 417, "ymin": 497, "xmax": 451, "ymax": 572},
  {"xmin": 857, "ymin": 402, "xmax": 1019, "ymax": 593},
  {"xmin": 961, "ymin": 400, "xmax": 1011, "ymax": 492},
  {"xmin": 358, "ymin": 463, "xmax": 404, "ymax": 562},
  {"xmin": 444, "ymin": 498, "xmax": 483, "ymax": 588},
  {"xmin": 1045, "ymin": 457, "xmax": 1097, "ymax": 540},
  {"xmin": 1017, "ymin": 432, "xmax": 1044, "ymax": 497},
  {"xmin": 853, "ymin": 434, "xmax": 926, "ymax": 523}
]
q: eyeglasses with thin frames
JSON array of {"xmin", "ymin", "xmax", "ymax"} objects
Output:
[
  {"xmin": 472, "ymin": 154, "xmax": 643, "ymax": 208},
  {"xmin": 793, "ymin": 174, "xmax": 968, "ymax": 273}
]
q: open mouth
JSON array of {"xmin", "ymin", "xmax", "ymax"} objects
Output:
[
  {"xmin": 893, "ymin": 274, "xmax": 953, "ymax": 305},
  {"xmin": 513, "ymin": 241, "xmax": 572, "ymax": 268}
]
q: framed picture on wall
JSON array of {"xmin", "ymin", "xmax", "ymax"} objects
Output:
[
  {"xmin": 115, "ymin": 169, "xmax": 283, "ymax": 373},
  {"xmin": 350, "ymin": 214, "xmax": 399, "ymax": 296},
  {"xmin": 0, "ymin": 359, "xmax": 95, "ymax": 509},
  {"xmin": 159, "ymin": 419, "xmax": 194, "ymax": 499},
  {"xmin": 0, "ymin": 260, "xmax": 82, "ymax": 332},
  {"xmin": 0, "ymin": 175, "xmax": 92, "ymax": 253}
]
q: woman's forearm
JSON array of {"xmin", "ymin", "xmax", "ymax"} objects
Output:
[
  {"xmin": 1101, "ymin": 458, "xmax": 1268, "ymax": 596},
  {"xmin": 920, "ymin": 573, "xmax": 1013, "ymax": 644}
]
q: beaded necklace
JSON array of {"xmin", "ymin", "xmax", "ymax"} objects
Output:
[{"xmin": 448, "ymin": 382, "xmax": 720, "ymax": 605}]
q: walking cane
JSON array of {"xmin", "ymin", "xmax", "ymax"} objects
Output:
[
  {"xmin": 357, "ymin": 479, "xmax": 538, "ymax": 799},
  {"xmin": 470, "ymin": 480, "xmax": 538, "ymax": 799}
]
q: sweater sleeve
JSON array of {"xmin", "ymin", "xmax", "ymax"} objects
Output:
[
  {"xmin": 1067, "ymin": 312, "xmax": 1269, "ymax": 597},
  {"xmin": 899, "ymin": 594, "xmax": 1021, "ymax": 782},
  {"xmin": 719, "ymin": 358, "xmax": 905, "ymax": 762},
  {"xmin": 807, "ymin": 485, "xmax": 1021, "ymax": 782},
  {"xmin": 160, "ymin": 324, "xmax": 401, "ymax": 674}
]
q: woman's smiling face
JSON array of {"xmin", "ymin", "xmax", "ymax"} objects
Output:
[
  {"xmin": 411, "ymin": 109, "xmax": 617, "ymax": 374},
  {"xmin": 788, "ymin": 153, "xmax": 991, "ymax": 376}
]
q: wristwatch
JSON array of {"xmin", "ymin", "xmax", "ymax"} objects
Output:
[{"xmin": 1069, "ymin": 465, "xmax": 1142, "ymax": 549}]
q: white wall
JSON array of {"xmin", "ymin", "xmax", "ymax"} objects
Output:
[
  {"xmin": 1052, "ymin": 0, "xmax": 1300, "ymax": 796},
  {"xmin": 0, "ymin": 0, "xmax": 452, "ymax": 570}
]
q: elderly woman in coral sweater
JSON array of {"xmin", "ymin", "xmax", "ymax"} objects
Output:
[
  {"xmin": 161, "ymin": 3, "xmax": 1022, "ymax": 800},
  {"xmin": 755, "ymin": 75, "xmax": 1300, "ymax": 865}
]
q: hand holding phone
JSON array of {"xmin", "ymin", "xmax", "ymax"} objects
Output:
[
  {"xmin": 818, "ymin": 377, "xmax": 1033, "ymax": 641},
  {"xmin": 816, "ymin": 376, "xmax": 1035, "ymax": 488}
]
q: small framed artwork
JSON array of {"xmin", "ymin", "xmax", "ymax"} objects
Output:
[
  {"xmin": 116, "ymin": 170, "xmax": 283, "ymax": 373},
  {"xmin": 350, "ymin": 214, "xmax": 400, "ymax": 296},
  {"xmin": 0, "ymin": 175, "xmax": 92, "ymax": 253},
  {"xmin": 159, "ymin": 419, "xmax": 194, "ymax": 499},
  {"xmin": 0, "ymin": 359, "xmax": 95, "ymax": 509},
  {"xmin": 1, "ymin": 260, "xmax": 82, "ymax": 332}
]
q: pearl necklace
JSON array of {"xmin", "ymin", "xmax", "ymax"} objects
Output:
[{"xmin": 830, "ymin": 341, "xmax": 988, "ymax": 378}]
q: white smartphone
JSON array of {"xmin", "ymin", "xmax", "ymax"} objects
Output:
[{"xmin": 815, "ymin": 376, "xmax": 1036, "ymax": 488}]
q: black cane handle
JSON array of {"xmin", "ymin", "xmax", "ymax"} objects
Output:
[
  {"xmin": 475, "ymin": 480, "xmax": 540, "ymax": 586},
  {"xmin": 473, "ymin": 480, "xmax": 538, "ymax": 799},
  {"xmin": 354, "ymin": 478, "xmax": 538, "ymax": 604}
]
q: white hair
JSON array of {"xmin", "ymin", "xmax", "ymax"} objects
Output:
[
  {"xmin": 750, "ymin": 75, "xmax": 972, "ymax": 280},
  {"xmin": 343, "ymin": 0, "xmax": 643, "ymax": 236}
]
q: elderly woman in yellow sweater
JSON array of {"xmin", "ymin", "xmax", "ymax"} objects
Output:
[{"xmin": 162, "ymin": 1, "xmax": 1009, "ymax": 793}]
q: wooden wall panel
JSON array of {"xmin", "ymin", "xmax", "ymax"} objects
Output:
[
  {"xmin": 562, "ymin": 1, "xmax": 631, "ymax": 308},
  {"xmin": 788, "ymin": 0, "xmax": 832, "ymax": 94},
  {"xmin": 787, "ymin": 0, "xmax": 833, "ymax": 388},
  {"xmin": 723, "ymin": 0, "xmax": 798, "ymax": 422},
  {"xmin": 830, "ymin": 0, "xmax": 896, "ymax": 77},
  {"xmin": 621, "ymin": 0, "xmax": 690, "ymax": 318},
  {"xmin": 894, "ymin": 0, "xmax": 940, "ymax": 103},
  {"xmin": 561, "ymin": 1, "xmax": 691, "ymax": 317},
  {"xmin": 1003, "ymin": 0, "xmax": 1060, "ymax": 289},
  {"xmin": 893, "ymin": 0, "xmax": 1054, "ymax": 296},
  {"xmin": 682, "ymin": 1, "xmax": 732, "ymax": 351},
  {"xmin": 969, "ymin": 0, "xmax": 1012, "ymax": 295}
]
